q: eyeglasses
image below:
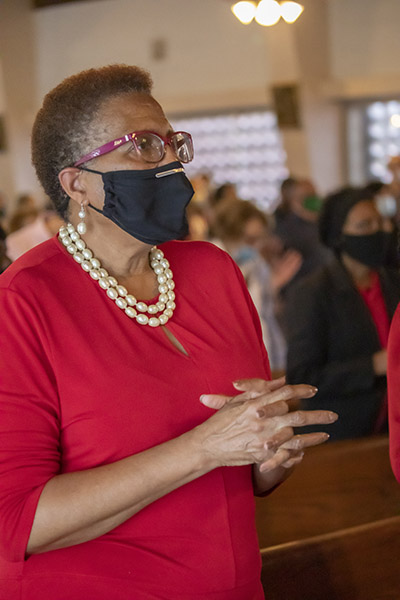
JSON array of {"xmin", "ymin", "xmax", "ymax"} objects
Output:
[{"xmin": 73, "ymin": 130, "xmax": 194, "ymax": 167}]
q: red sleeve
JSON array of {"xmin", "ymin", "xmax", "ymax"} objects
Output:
[
  {"xmin": 388, "ymin": 304, "xmax": 400, "ymax": 483},
  {"xmin": 0, "ymin": 287, "xmax": 61, "ymax": 561}
]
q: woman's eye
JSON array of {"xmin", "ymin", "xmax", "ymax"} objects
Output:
[{"xmin": 128, "ymin": 144, "xmax": 140, "ymax": 155}]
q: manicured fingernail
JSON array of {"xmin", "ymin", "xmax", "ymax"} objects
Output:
[
  {"xmin": 199, "ymin": 395, "xmax": 208, "ymax": 404},
  {"xmin": 307, "ymin": 386, "xmax": 318, "ymax": 394}
]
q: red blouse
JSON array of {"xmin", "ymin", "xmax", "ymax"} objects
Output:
[
  {"xmin": 358, "ymin": 272, "xmax": 390, "ymax": 432},
  {"xmin": 0, "ymin": 238, "xmax": 269, "ymax": 600},
  {"xmin": 388, "ymin": 305, "xmax": 400, "ymax": 484},
  {"xmin": 357, "ymin": 271, "xmax": 390, "ymax": 349}
]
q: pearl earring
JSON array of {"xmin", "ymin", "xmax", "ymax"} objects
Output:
[{"xmin": 77, "ymin": 203, "xmax": 87, "ymax": 235}]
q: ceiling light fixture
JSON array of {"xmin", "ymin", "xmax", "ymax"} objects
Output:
[
  {"xmin": 255, "ymin": 0, "xmax": 281, "ymax": 26},
  {"xmin": 231, "ymin": 1, "xmax": 257, "ymax": 24},
  {"xmin": 231, "ymin": 0, "xmax": 304, "ymax": 26},
  {"xmin": 280, "ymin": 1, "xmax": 304, "ymax": 23}
]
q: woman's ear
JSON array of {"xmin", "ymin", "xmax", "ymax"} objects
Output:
[{"xmin": 58, "ymin": 168, "xmax": 87, "ymax": 207}]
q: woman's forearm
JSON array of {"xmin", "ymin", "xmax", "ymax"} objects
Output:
[
  {"xmin": 27, "ymin": 382, "xmax": 335, "ymax": 555},
  {"xmin": 27, "ymin": 429, "xmax": 210, "ymax": 555}
]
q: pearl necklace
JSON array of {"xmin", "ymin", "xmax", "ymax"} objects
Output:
[{"xmin": 58, "ymin": 223, "xmax": 176, "ymax": 327}]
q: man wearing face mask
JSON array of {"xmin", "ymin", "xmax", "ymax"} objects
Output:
[
  {"xmin": 273, "ymin": 177, "xmax": 333, "ymax": 294},
  {"xmin": 285, "ymin": 187, "xmax": 400, "ymax": 440}
]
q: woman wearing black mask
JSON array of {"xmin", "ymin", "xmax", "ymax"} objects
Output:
[
  {"xmin": 285, "ymin": 187, "xmax": 400, "ymax": 440},
  {"xmin": 0, "ymin": 66, "xmax": 335, "ymax": 600}
]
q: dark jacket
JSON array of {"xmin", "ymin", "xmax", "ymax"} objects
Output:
[
  {"xmin": 274, "ymin": 210, "xmax": 333, "ymax": 290},
  {"xmin": 285, "ymin": 259, "xmax": 400, "ymax": 440}
]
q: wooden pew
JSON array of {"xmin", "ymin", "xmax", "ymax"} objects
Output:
[
  {"xmin": 256, "ymin": 435, "xmax": 400, "ymax": 548},
  {"xmin": 260, "ymin": 516, "xmax": 400, "ymax": 600}
]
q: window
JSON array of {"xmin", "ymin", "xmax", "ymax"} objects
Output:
[
  {"xmin": 171, "ymin": 109, "xmax": 287, "ymax": 212},
  {"xmin": 347, "ymin": 99, "xmax": 400, "ymax": 184}
]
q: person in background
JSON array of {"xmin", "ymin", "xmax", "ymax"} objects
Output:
[
  {"xmin": 8, "ymin": 193, "xmax": 39, "ymax": 233},
  {"xmin": 387, "ymin": 155, "xmax": 400, "ymax": 219},
  {"xmin": 185, "ymin": 202, "xmax": 209, "ymax": 241},
  {"xmin": 206, "ymin": 182, "xmax": 239, "ymax": 238},
  {"xmin": 364, "ymin": 180, "xmax": 399, "ymax": 268},
  {"xmin": 185, "ymin": 173, "xmax": 212, "ymax": 241},
  {"xmin": 213, "ymin": 198, "xmax": 301, "ymax": 374},
  {"xmin": 0, "ymin": 192, "xmax": 8, "ymax": 231},
  {"xmin": 6, "ymin": 206, "xmax": 64, "ymax": 261},
  {"xmin": 385, "ymin": 160, "xmax": 400, "ymax": 484},
  {"xmin": 0, "ymin": 225, "xmax": 11, "ymax": 273},
  {"xmin": 273, "ymin": 177, "xmax": 332, "ymax": 294},
  {"xmin": 285, "ymin": 187, "xmax": 400, "ymax": 440},
  {"xmin": 0, "ymin": 64, "xmax": 336, "ymax": 600},
  {"xmin": 387, "ymin": 278, "xmax": 400, "ymax": 484},
  {"xmin": 211, "ymin": 182, "xmax": 238, "ymax": 207},
  {"xmin": 190, "ymin": 172, "xmax": 212, "ymax": 206}
]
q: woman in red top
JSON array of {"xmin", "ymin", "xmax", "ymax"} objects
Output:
[
  {"xmin": 286, "ymin": 187, "xmax": 400, "ymax": 440},
  {"xmin": 388, "ymin": 307, "xmax": 400, "ymax": 484},
  {"xmin": 0, "ymin": 65, "xmax": 336, "ymax": 599}
]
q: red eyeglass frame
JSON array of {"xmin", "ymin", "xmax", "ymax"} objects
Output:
[{"xmin": 73, "ymin": 130, "xmax": 193, "ymax": 167}]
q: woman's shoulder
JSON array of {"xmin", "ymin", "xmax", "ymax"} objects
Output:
[
  {"xmin": 161, "ymin": 240, "xmax": 245, "ymax": 293},
  {"xmin": 0, "ymin": 236, "xmax": 66, "ymax": 292},
  {"xmin": 160, "ymin": 240, "xmax": 233, "ymax": 269}
]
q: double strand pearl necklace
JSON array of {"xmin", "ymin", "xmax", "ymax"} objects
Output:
[{"xmin": 58, "ymin": 223, "xmax": 176, "ymax": 327}]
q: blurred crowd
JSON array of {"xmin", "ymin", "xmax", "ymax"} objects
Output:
[
  {"xmin": 2, "ymin": 156, "xmax": 400, "ymax": 441},
  {"xmin": 186, "ymin": 159, "xmax": 400, "ymax": 441},
  {"xmin": 0, "ymin": 192, "xmax": 63, "ymax": 271}
]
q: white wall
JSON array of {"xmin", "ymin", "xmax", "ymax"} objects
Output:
[
  {"xmin": 34, "ymin": 0, "xmax": 272, "ymax": 112},
  {"xmin": 0, "ymin": 0, "xmax": 39, "ymax": 208},
  {"xmin": 2, "ymin": 0, "xmax": 400, "ymax": 206},
  {"xmin": 328, "ymin": 0, "xmax": 400, "ymax": 97},
  {"xmin": 0, "ymin": 59, "xmax": 14, "ymax": 204},
  {"xmin": 32, "ymin": 0, "xmax": 342, "ymax": 193}
]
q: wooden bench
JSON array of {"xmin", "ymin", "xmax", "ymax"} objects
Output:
[
  {"xmin": 256, "ymin": 435, "xmax": 400, "ymax": 547},
  {"xmin": 260, "ymin": 516, "xmax": 400, "ymax": 600}
]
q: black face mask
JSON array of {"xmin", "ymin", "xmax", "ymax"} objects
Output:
[
  {"xmin": 80, "ymin": 161, "xmax": 194, "ymax": 245},
  {"xmin": 340, "ymin": 231, "xmax": 391, "ymax": 268}
]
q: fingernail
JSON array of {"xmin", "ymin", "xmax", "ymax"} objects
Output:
[
  {"xmin": 233, "ymin": 380, "xmax": 243, "ymax": 387},
  {"xmin": 329, "ymin": 412, "xmax": 338, "ymax": 422},
  {"xmin": 322, "ymin": 433, "xmax": 330, "ymax": 440},
  {"xmin": 199, "ymin": 395, "xmax": 208, "ymax": 404}
]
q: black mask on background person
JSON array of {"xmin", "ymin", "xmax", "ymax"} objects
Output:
[
  {"xmin": 80, "ymin": 161, "xmax": 194, "ymax": 245},
  {"xmin": 340, "ymin": 231, "xmax": 391, "ymax": 268}
]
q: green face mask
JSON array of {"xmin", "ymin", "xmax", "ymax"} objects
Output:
[{"xmin": 303, "ymin": 195, "xmax": 323, "ymax": 212}]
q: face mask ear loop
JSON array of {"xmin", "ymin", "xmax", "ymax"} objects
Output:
[
  {"xmin": 77, "ymin": 167, "xmax": 105, "ymax": 214},
  {"xmin": 87, "ymin": 203, "xmax": 104, "ymax": 215},
  {"xmin": 78, "ymin": 166, "xmax": 103, "ymax": 175}
]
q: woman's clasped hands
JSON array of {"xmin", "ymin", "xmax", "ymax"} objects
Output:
[{"xmin": 196, "ymin": 377, "xmax": 338, "ymax": 473}]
